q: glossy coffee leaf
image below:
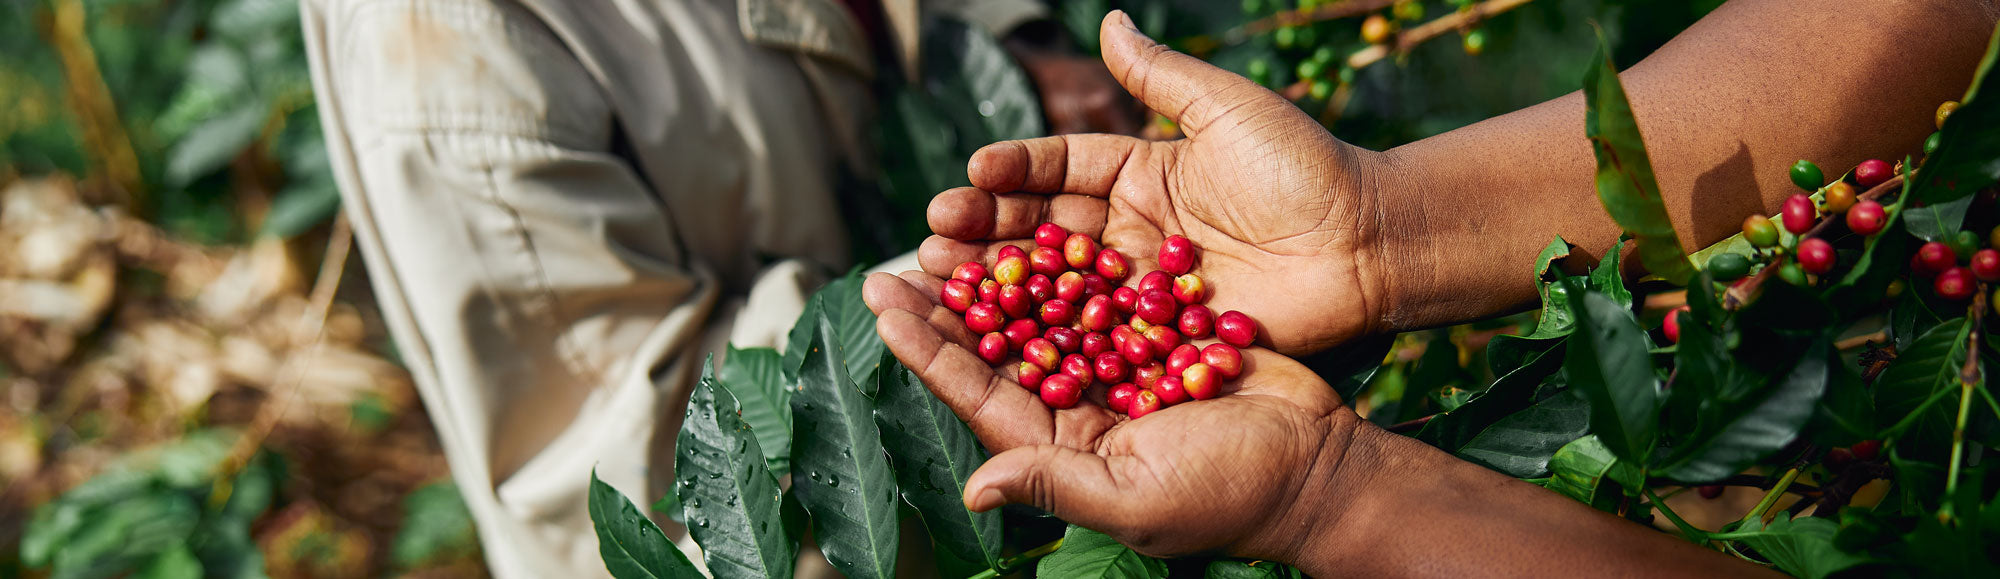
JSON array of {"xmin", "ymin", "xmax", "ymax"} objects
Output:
[
  {"xmin": 791, "ymin": 311, "xmax": 900, "ymax": 579},
  {"xmin": 676, "ymin": 359, "xmax": 795, "ymax": 579},
  {"xmin": 872, "ymin": 351, "xmax": 1004, "ymax": 569}
]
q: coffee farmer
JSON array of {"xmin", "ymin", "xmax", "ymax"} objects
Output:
[{"xmin": 866, "ymin": 1, "xmax": 1994, "ymax": 575}]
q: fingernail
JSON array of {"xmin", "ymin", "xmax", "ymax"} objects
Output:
[
  {"xmin": 969, "ymin": 488, "xmax": 1006, "ymax": 511},
  {"xmin": 1111, "ymin": 10, "xmax": 1136, "ymax": 30}
]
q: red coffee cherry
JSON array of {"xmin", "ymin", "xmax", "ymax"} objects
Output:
[
  {"xmin": 1158, "ymin": 234, "xmax": 1197, "ymax": 275},
  {"xmin": 998, "ymin": 284, "xmax": 1032, "ymax": 319},
  {"xmin": 1972, "ymin": 249, "xmax": 2000, "ymax": 282},
  {"xmin": 978, "ymin": 279, "xmax": 1000, "ymax": 303},
  {"xmin": 1138, "ymin": 271, "xmax": 1174, "ymax": 296},
  {"xmin": 1851, "ymin": 439, "xmax": 1882, "ymax": 461},
  {"xmin": 1165, "ymin": 344, "xmax": 1201, "ymax": 377},
  {"xmin": 1155, "ymin": 376, "xmax": 1190, "ymax": 405},
  {"xmin": 1094, "ymin": 352, "xmax": 1133, "ymax": 384},
  {"xmin": 1107, "ymin": 383, "xmax": 1140, "ymax": 414},
  {"xmin": 1178, "ymin": 304, "xmax": 1215, "ymax": 339},
  {"xmin": 966, "ymin": 303, "xmax": 1005, "ymax": 334},
  {"xmin": 1081, "ymin": 274, "xmax": 1113, "ymax": 299},
  {"xmin": 952, "ymin": 262, "xmax": 987, "ymax": 286},
  {"xmin": 1025, "ymin": 274, "xmax": 1055, "ymax": 303},
  {"xmin": 1044, "ymin": 326, "xmax": 1082, "ymax": 354},
  {"xmin": 1055, "ymin": 271, "xmax": 1086, "ymax": 303},
  {"xmin": 994, "ymin": 254, "xmax": 1029, "ymax": 285},
  {"xmin": 1797, "ymin": 238, "xmax": 1835, "ymax": 275},
  {"xmin": 1029, "ymin": 246, "xmax": 1066, "ymax": 277},
  {"xmin": 941, "ymin": 279, "xmax": 977, "ymax": 313},
  {"xmin": 1182, "ymin": 363, "xmax": 1219, "ymax": 400},
  {"xmin": 1697, "ymin": 485, "xmax": 1724, "ymax": 500},
  {"xmin": 1035, "ymin": 222, "xmax": 1068, "ymax": 248},
  {"xmin": 1201, "ymin": 344, "xmax": 1243, "ymax": 380},
  {"xmin": 1040, "ymin": 374, "xmax": 1084, "ymax": 409},
  {"xmin": 1064, "ymin": 233, "xmax": 1099, "ymax": 270},
  {"xmin": 1080, "ymin": 294, "xmax": 1117, "ymax": 332},
  {"xmin": 1172, "ymin": 274, "xmax": 1208, "ymax": 305},
  {"xmin": 1061, "ymin": 354, "xmax": 1093, "ymax": 385},
  {"xmin": 1118, "ymin": 329, "xmax": 1156, "ymax": 365},
  {"xmin": 1022, "ymin": 338, "xmax": 1060, "ymax": 371},
  {"xmin": 1824, "ymin": 447, "xmax": 1855, "ymax": 470},
  {"xmin": 1143, "ymin": 325, "xmax": 1183, "ymax": 356},
  {"xmin": 1936, "ymin": 267, "xmax": 1975, "ymax": 301},
  {"xmin": 1112, "ymin": 287, "xmax": 1140, "ymax": 313},
  {"xmin": 1215, "ymin": 310, "xmax": 1258, "ymax": 348},
  {"xmin": 1016, "ymin": 361, "xmax": 1046, "ymax": 390},
  {"xmin": 1917, "ymin": 242, "xmax": 1957, "ymax": 275},
  {"xmin": 1095, "ymin": 248, "xmax": 1132, "ymax": 282},
  {"xmin": 1853, "ymin": 159, "xmax": 1893, "ymax": 189},
  {"xmin": 1081, "ymin": 332, "xmax": 1112, "ymax": 358},
  {"xmin": 1662, "ymin": 305, "xmax": 1691, "ymax": 344},
  {"xmin": 977, "ymin": 333, "xmax": 1008, "ymax": 365},
  {"xmin": 1128, "ymin": 390, "xmax": 1163, "ymax": 419},
  {"xmin": 1133, "ymin": 362, "xmax": 1166, "ymax": 389},
  {"xmin": 1782, "ymin": 194, "xmax": 1816, "ymax": 234},
  {"xmin": 997, "ymin": 245, "xmax": 1028, "ymax": 261},
  {"xmin": 1003, "ymin": 319, "xmax": 1040, "ymax": 351},
  {"xmin": 1136, "ymin": 290, "xmax": 1179, "ymax": 325},
  {"xmin": 1039, "ymin": 299, "xmax": 1076, "ymax": 326},
  {"xmin": 1846, "ymin": 200, "xmax": 1886, "ymax": 236}
]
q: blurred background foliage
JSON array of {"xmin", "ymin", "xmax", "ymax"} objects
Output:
[{"xmin": 1, "ymin": 0, "xmax": 1719, "ymax": 577}]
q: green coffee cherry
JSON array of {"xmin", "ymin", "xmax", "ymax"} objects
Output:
[
  {"xmin": 1777, "ymin": 262, "xmax": 1809, "ymax": 286},
  {"xmin": 1312, "ymin": 46, "xmax": 1336, "ymax": 65},
  {"xmin": 1463, "ymin": 29, "xmax": 1488, "ymax": 56},
  {"xmin": 1743, "ymin": 215, "xmax": 1780, "ymax": 248},
  {"xmin": 1393, "ymin": 0, "xmax": 1425, "ymax": 21},
  {"xmin": 1297, "ymin": 59, "xmax": 1324, "ymax": 82},
  {"xmin": 1275, "ymin": 26, "xmax": 1297, "ymax": 48},
  {"xmin": 1247, "ymin": 59, "xmax": 1270, "ymax": 86},
  {"xmin": 1950, "ymin": 230, "xmax": 1982, "ymax": 260},
  {"xmin": 1309, "ymin": 79, "xmax": 1334, "ymax": 101},
  {"xmin": 1337, "ymin": 66, "xmax": 1357, "ymax": 85},
  {"xmin": 1789, "ymin": 160, "xmax": 1825, "ymax": 191},
  {"xmin": 1242, "ymin": 0, "xmax": 1265, "ymax": 14},
  {"xmin": 1925, "ymin": 131, "xmax": 1942, "ymax": 156},
  {"xmin": 1707, "ymin": 253, "xmax": 1752, "ymax": 281}
]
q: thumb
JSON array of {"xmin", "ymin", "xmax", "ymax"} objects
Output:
[
  {"xmin": 964, "ymin": 445, "xmax": 1138, "ymax": 528},
  {"xmin": 1098, "ymin": 10, "xmax": 1291, "ymax": 137}
]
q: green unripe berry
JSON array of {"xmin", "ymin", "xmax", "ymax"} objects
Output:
[
  {"xmin": 1296, "ymin": 24, "xmax": 1318, "ymax": 46},
  {"xmin": 1242, "ymin": 0, "xmax": 1265, "ymax": 14},
  {"xmin": 1950, "ymin": 230, "xmax": 1982, "ymax": 261},
  {"xmin": 1247, "ymin": 59, "xmax": 1270, "ymax": 86},
  {"xmin": 1707, "ymin": 252, "xmax": 1752, "ymax": 281},
  {"xmin": 1743, "ymin": 215, "xmax": 1780, "ymax": 248},
  {"xmin": 1337, "ymin": 66, "xmax": 1357, "ymax": 85},
  {"xmin": 1312, "ymin": 46, "xmax": 1336, "ymax": 64},
  {"xmin": 1275, "ymin": 26, "xmax": 1297, "ymax": 48},
  {"xmin": 1789, "ymin": 160, "xmax": 1824, "ymax": 191},
  {"xmin": 1463, "ymin": 29, "xmax": 1488, "ymax": 56},
  {"xmin": 1886, "ymin": 279, "xmax": 1905, "ymax": 299},
  {"xmin": 1393, "ymin": 0, "xmax": 1425, "ymax": 21},
  {"xmin": 1309, "ymin": 79, "xmax": 1334, "ymax": 101},
  {"xmin": 1296, "ymin": 59, "xmax": 1324, "ymax": 82},
  {"xmin": 1924, "ymin": 131, "xmax": 1942, "ymax": 156},
  {"xmin": 1777, "ymin": 262, "xmax": 1809, "ymax": 286}
]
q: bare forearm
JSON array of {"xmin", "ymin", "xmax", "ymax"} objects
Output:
[{"xmin": 1377, "ymin": 0, "xmax": 1997, "ymax": 330}]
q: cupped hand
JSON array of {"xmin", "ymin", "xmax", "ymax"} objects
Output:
[
  {"xmin": 861, "ymin": 271, "xmax": 1371, "ymax": 561},
  {"xmin": 921, "ymin": 11, "xmax": 1408, "ymax": 355}
]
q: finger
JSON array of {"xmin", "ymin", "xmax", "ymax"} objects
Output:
[
  {"xmin": 967, "ymin": 134, "xmax": 1147, "ymax": 196},
  {"xmin": 928, "ymin": 187, "xmax": 1111, "ymax": 242},
  {"xmin": 1099, "ymin": 10, "xmax": 1291, "ymax": 137},
  {"xmin": 965, "ymin": 446, "xmax": 1142, "ymax": 533},
  {"xmin": 866, "ymin": 274, "xmax": 1056, "ymax": 451},
  {"xmin": 918, "ymin": 237, "xmax": 1029, "ymax": 280}
]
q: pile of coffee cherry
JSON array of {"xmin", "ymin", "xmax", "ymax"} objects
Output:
[{"xmin": 942, "ymin": 224, "xmax": 1259, "ymax": 418}]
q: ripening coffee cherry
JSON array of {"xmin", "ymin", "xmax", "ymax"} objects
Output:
[
  {"xmin": 1789, "ymin": 159, "xmax": 1824, "ymax": 191},
  {"xmin": 1158, "ymin": 235, "xmax": 1197, "ymax": 275},
  {"xmin": 1044, "ymin": 325, "xmax": 1082, "ymax": 354},
  {"xmin": 1080, "ymin": 294, "xmax": 1116, "ymax": 332},
  {"xmin": 1936, "ymin": 267, "xmax": 1975, "ymax": 301},
  {"xmin": 1107, "ymin": 383, "xmax": 1139, "ymax": 414},
  {"xmin": 994, "ymin": 254, "xmax": 1029, "ymax": 285},
  {"xmin": 1118, "ymin": 329, "xmax": 1155, "ymax": 365},
  {"xmin": 1797, "ymin": 238, "xmax": 1835, "ymax": 275},
  {"xmin": 1707, "ymin": 253, "xmax": 1751, "ymax": 282},
  {"xmin": 1134, "ymin": 362, "xmax": 1166, "ymax": 389},
  {"xmin": 1851, "ymin": 439, "xmax": 1882, "ymax": 461},
  {"xmin": 1697, "ymin": 485, "xmax": 1724, "ymax": 500},
  {"xmin": 1155, "ymin": 376, "xmax": 1191, "ymax": 405},
  {"xmin": 1004, "ymin": 319, "xmax": 1041, "ymax": 351},
  {"xmin": 1094, "ymin": 352, "xmax": 1132, "ymax": 384},
  {"xmin": 1035, "ymin": 223, "xmax": 1068, "ymax": 248},
  {"xmin": 966, "ymin": 303, "xmax": 1005, "ymax": 334},
  {"xmin": 1178, "ymin": 304, "xmax": 1215, "ymax": 339},
  {"xmin": 977, "ymin": 333, "xmax": 1008, "ymax": 365},
  {"xmin": 1182, "ymin": 363, "xmax": 1220, "ymax": 400},
  {"xmin": 1777, "ymin": 262, "xmax": 1809, "ymax": 286},
  {"xmin": 998, "ymin": 284, "xmax": 1032, "ymax": 319},
  {"xmin": 1166, "ymin": 344, "xmax": 1201, "ymax": 377},
  {"xmin": 1138, "ymin": 271, "xmax": 1174, "ymax": 296},
  {"xmin": 1972, "ymin": 249, "xmax": 2000, "ymax": 282},
  {"xmin": 952, "ymin": 262, "xmax": 987, "ymax": 286},
  {"xmin": 941, "ymin": 279, "xmax": 977, "ymax": 313},
  {"xmin": 1938, "ymin": 100, "xmax": 1959, "ymax": 128},
  {"xmin": 1143, "ymin": 327, "xmax": 1183, "ymax": 358},
  {"xmin": 1360, "ymin": 14, "xmax": 1392, "ymax": 44},
  {"xmin": 1128, "ymin": 314, "xmax": 1153, "ymax": 333},
  {"xmin": 1991, "ymin": 225, "xmax": 2000, "ymax": 250},
  {"xmin": 1917, "ymin": 241, "xmax": 1958, "ymax": 275},
  {"xmin": 1082, "ymin": 332, "xmax": 1113, "ymax": 358},
  {"xmin": 1082, "ymin": 274, "xmax": 1113, "ymax": 298},
  {"xmin": 1662, "ymin": 305, "xmax": 1691, "ymax": 344},
  {"xmin": 1017, "ymin": 361, "xmax": 1046, "ymax": 390},
  {"xmin": 1025, "ymin": 274, "xmax": 1055, "ymax": 303},
  {"xmin": 1846, "ymin": 200, "xmax": 1887, "ymax": 236},
  {"xmin": 978, "ymin": 279, "xmax": 1000, "ymax": 304},
  {"xmin": 1064, "ymin": 233, "xmax": 1099, "ymax": 270},
  {"xmin": 1095, "ymin": 248, "xmax": 1132, "ymax": 281},
  {"xmin": 1173, "ymin": 274, "xmax": 1208, "ymax": 305},
  {"xmin": 1853, "ymin": 159, "xmax": 1892, "ymax": 189},
  {"xmin": 1202, "ymin": 344, "xmax": 1244, "ymax": 380},
  {"xmin": 1136, "ymin": 290, "xmax": 1179, "ymax": 325},
  {"xmin": 1039, "ymin": 299, "xmax": 1076, "ymax": 326},
  {"xmin": 1782, "ymin": 194, "xmax": 1817, "ymax": 234},
  {"xmin": 1824, "ymin": 447, "xmax": 1855, "ymax": 470},
  {"xmin": 1023, "ymin": 338, "xmax": 1060, "ymax": 371},
  {"xmin": 1041, "ymin": 374, "xmax": 1084, "ymax": 409},
  {"xmin": 1055, "ymin": 271, "xmax": 1086, "ymax": 303},
  {"xmin": 1029, "ymin": 247, "xmax": 1066, "ymax": 277},
  {"xmin": 997, "ymin": 244, "xmax": 1027, "ymax": 261},
  {"xmin": 1061, "ymin": 354, "xmax": 1093, "ymax": 385},
  {"xmin": 1743, "ymin": 215, "xmax": 1780, "ymax": 248},
  {"xmin": 1128, "ymin": 390, "xmax": 1163, "ymax": 419},
  {"xmin": 1112, "ymin": 287, "xmax": 1140, "ymax": 313},
  {"xmin": 1886, "ymin": 279, "xmax": 1906, "ymax": 299},
  {"xmin": 1950, "ymin": 230, "xmax": 1982, "ymax": 261},
  {"xmin": 1821, "ymin": 181, "xmax": 1856, "ymax": 213},
  {"xmin": 1216, "ymin": 310, "xmax": 1258, "ymax": 348}
]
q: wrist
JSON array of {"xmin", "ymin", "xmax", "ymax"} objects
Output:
[
  {"xmin": 1245, "ymin": 414, "xmax": 1405, "ymax": 574},
  {"xmin": 1370, "ymin": 141, "xmax": 1543, "ymax": 333}
]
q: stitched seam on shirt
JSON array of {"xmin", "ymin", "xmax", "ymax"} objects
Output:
[{"xmin": 465, "ymin": 136, "xmax": 603, "ymax": 384}]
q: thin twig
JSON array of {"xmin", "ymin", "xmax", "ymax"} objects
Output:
[
  {"xmin": 1835, "ymin": 330, "xmax": 1889, "ymax": 352},
  {"xmin": 46, "ymin": 0, "xmax": 144, "ymax": 204},
  {"xmin": 1188, "ymin": 0, "xmax": 1398, "ymax": 52},
  {"xmin": 1940, "ymin": 286, "xmax": 1985, "ymax": 521},
  {"xmin": 1725, "ymin": 175, "xmax": 1906, "ymax": 309},
  {"xmin": 1279, "ymin": 0, "xmax": 1536, "ymax": 102}
]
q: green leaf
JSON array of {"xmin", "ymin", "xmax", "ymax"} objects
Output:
[
  {"xmin": 782, "ymin": 274, "xmax": 886, "ymax": 389},
  {"xmin": 1458, "ymin": 389, "xmax": 1591, "ymax": 478},
  {"xmin": 1825, "ymin": 193, "xmax": 1911, "ymax": 312},
  {"xmin": 165, "ymin": 101, "xmax": 268, "ymax": 187},
  {"xmin": 717, "ymin": 346, "xmax": 793, "ymax": 476},
  {"xmin": 1540, "ymin": 435, "xmax": 1642, "ymax": 512},
  {"xmin": 923, "ymin": 18, "xmax": 1046, "ymax": 143},
  {"xmin": 790, "ymin": 311, "xmax": 900, "ymax": 579},
  {"xmin": 1589, "ymin": 239, "xmax": 1632, "ymax": 308},
  {"xmin": 1875, "ymin": 319, "xmax": 1971, "ymax": 459},
  {"xmin": 871, "ymin": 351, "xmax": 1004, "ymax": 569},
  {"xmin": 1036, "ymin": 526, "xmax": 1168, "ymax": 579},
  {"xmin": 1730, "ymin": 516, "xmax": 1869, "ymax": 579},
  {"xmin": 138, "ymin": 544, "xmax": 203, "ymax": 579},
  {"xmin": 258, "ymin": 180, "xmax": 341, "ymax": 239},
  {"xmin": 1417, "ymin": 340, "xmax": 1566, "ymax": 453},
  {"xmin": 588, "ymin": 469, "xmax": 702, "ymax": 579},
  {"xmin": 1810, "ymin": 359, "xmax": 1875, "ymax": 448},
  {"xmin": 1686, "ymin": 233, "xmax": 1756, "ymax": 275},
  {"xmin": 1655, "ymin": 340, "xmax": 1830, "ymax": 482},
  {"xmin": 1902, "ymin": 25, "xmax": 2000, "ymax": 230},
  {"xmin": 1561, "ymin": 279, "xmax": 1661, "ymax": 462},
  {"xmin": 1583, "ymin": 31, "xmax": 1693, "ymax": 284},
  {"xmin": 1526, "ymin": 237, "xmax": 1578, "ymax": 339},
  {"xmin": 1202, "ymin": 559, "xmax": 1303, "ymax": 579},
  {"xmin": 392, "ymin": 482, "xmax": 480, "ymax": 569},
  {"xmin": 1903, "ymin": 194, "xmax": 1975, "ymax": 242},
  {"xmin": 676, "ymin": 359, "xmax": 795, "ymax": 579}
]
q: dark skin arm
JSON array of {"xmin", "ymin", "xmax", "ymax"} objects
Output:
[{"xmin": 870, "ymin": 0, "xmax": 1997, "ymax": 576}]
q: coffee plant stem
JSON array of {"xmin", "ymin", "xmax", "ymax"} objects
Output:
[
  {"xmin": 1940, "ymin": 290, "xmax": 1987, "ymax": 521},
  {"xmin": 1738, "ymin": 468, "xmax": 1801, "ymax": 527},
  {"xmin": 1345, "ymin": 0, "xmax": 1536, "ymax": 70},
  {"xmin": 1643, "ymin": 488, "xmax": 1708, "ymax": 543},
  {"xmin": 1200, "ymin": 0, "xmax": 1398, "ymax": 50},
  {"xmin": 966, "ymin": 537, "xmax": 1066, "ymax": 579}
]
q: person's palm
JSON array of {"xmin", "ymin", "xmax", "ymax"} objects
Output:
[
  {"xmin": 861, "ymin": 271, "xmax": 1363, "ymax": 559},
  {"xmin": 920, "ymin": 12, "xmax": 1396, "ymax": 355}
]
